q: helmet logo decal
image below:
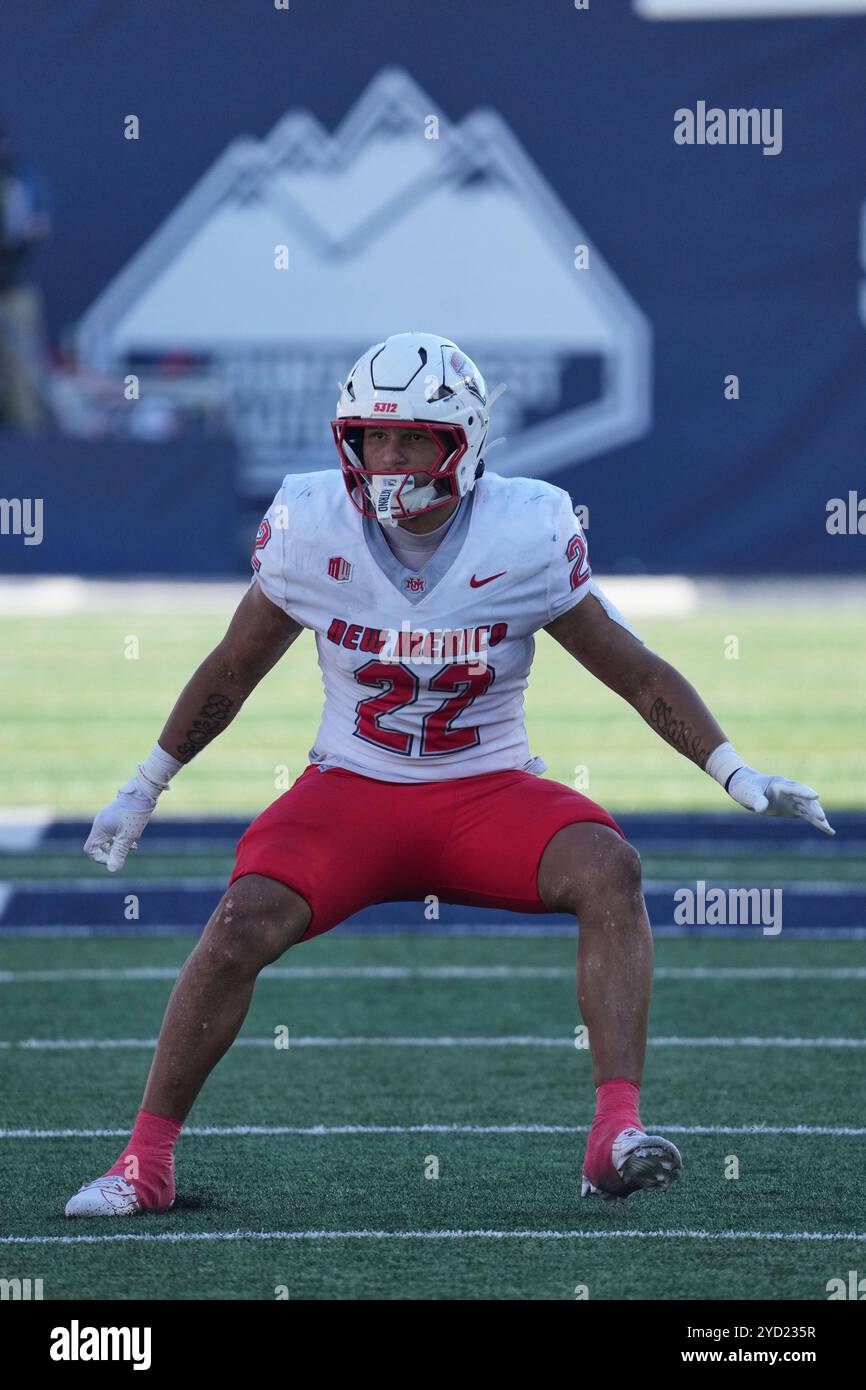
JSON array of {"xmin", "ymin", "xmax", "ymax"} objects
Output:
[{"xmin": 334, "ymin": 330, "xmax": 482, "ymax": 526}]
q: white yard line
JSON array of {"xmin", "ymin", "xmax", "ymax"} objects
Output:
[
  {"xmin": 3, "ymin": 924, "xmax": 866, "ymax": 939},
  {"xmin": 2, "ymin": 879, "xmax": 228, "ymax": 892},
  {"xmin": 3, "ymin": 880, "xmax": 861, "ymax": 894},
  {"xmin": 6, "ymin": 924, "xmax": 866, "ymax": 942},
  {"xmin": 1, "ymin": 964, "xmax": 865, "ymax": 984},
  {"xmin": 2, "ymin": 1122, "xmax": 865, "ymax": 1139},
  {"xmin": 2, "ymin": 1034, "xmax": 865, "ymax": 1050},
  {"xmin": 2, "ymin": 1227, "xmax": 865, "ymax": 1247}
]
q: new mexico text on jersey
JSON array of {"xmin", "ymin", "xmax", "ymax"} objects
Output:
[{"xmin": 251, "ymin": 470, "xmax": 591, "ymax": 782}]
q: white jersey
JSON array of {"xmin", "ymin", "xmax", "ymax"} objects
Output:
[{"xmin": 251, "ymin": 470, "xmax": 592, "ymax": 783}]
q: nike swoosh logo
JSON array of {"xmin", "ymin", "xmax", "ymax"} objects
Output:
[{"xmin": 470, "ymin": 571, "xmax": 507, "ymax": 588}]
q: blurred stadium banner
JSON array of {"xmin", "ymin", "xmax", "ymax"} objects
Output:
[
  {"xmin": 73, "ymin": 69, "xmax": 652, "ymax": 499},
  {"xmin": 2, "ymin": 10, "xmax": 865, "ymax": 575}
]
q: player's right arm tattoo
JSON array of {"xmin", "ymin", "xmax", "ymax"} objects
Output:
[
  {"xmin": 176, "ymin": 693, "xmax": 236, "ymax": 759},
  {"xmin": 647, "ymin": 696, "xmax": 712, "ymax": 769}
]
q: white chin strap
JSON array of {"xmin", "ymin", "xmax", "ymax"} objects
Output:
[{"xmin": 368, "ymin": 473, "xmax": 441, "ymax": 528}]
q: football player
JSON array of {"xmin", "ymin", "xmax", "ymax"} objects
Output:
[{"xmin": 68, "ymin": 332, "xmax": 833, "ymax": 1216}]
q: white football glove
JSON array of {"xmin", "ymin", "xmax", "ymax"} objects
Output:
[
  {"xmin": 83, "ymin": 773, "xmax": 161, "ymax": 872},
  {"xmin": 725, "ymin": 768, "xmax": 835, "ymax": 836}
]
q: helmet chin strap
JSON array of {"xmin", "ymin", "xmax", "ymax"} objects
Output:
[{"xmin": 367, "ymin": 473, "xmax": 441, "ymax": 528}]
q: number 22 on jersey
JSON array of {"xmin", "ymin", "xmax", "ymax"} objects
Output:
[{"xmin": 354, "ymin": 660, "xmax": 495, "ymax": 758}]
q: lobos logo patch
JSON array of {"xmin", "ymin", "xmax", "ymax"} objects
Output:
[
  {"xmin": 251, "ymin": 517, "xmax": 271, "ymax": 572},
  {"xmin": 328, "ymin": 555, "xmax": 353, "ymax": 583}
]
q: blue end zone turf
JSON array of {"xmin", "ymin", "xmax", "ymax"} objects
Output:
[
  {"xmin": 25, "ymin": 811, "xmax": 866, "ymax": 846},
  {"xmin": 1, "ymin": 814, "xmax": 864, "ymax": 938},
  {"xmin": 2, "ymin": 886, "xmax": 864, "ymax": 937}
]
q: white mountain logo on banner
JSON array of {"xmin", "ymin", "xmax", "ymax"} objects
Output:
[{"xmin": 76, "ymin": 67, "xmax": 651, "ymax": 495}]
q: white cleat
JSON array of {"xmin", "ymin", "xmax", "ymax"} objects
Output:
[
  {"xmin": 581, "ymin": 1127, "xmax": 683, "ymax": 1203},
  {"xmin": 65, "ymin": 1174, "xmax": 155, "ymax": 1217}
]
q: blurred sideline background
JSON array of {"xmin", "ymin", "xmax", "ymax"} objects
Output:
[
  {"xmin": 1, "ymin": 0, "xmax": 865, "ymax": 1302},
  {"xmin": 0, "ymin": 0, "xmax": 863, "ymax": 932}
]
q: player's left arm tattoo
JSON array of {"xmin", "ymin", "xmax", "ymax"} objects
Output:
[
  {"xmin": 645, "ymin": 695, "xmax": 713, "ymax": 769},
  {"xmin": 623, "ymin": 660, "xmax": 729, "ymax": 771},
  {"xmin": 545, "ymin": 594, "xmax": 728, "ymax": 770}
]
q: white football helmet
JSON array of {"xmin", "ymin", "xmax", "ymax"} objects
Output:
[{"xmin": 331, "ymin": 332, "xmax": 505, "ymax": 526}]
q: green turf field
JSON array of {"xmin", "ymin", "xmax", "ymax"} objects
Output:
[
  {"xmin": 2, "ymin": 606, "xmax": 864, "ymax": 812},
  {"xmin": 1, "ymin": 600, "xmax": 864, "ymax": 1300},
  {"xmin": 1, "ymin": 934, "xmax": 865, "ymax": 1300}
]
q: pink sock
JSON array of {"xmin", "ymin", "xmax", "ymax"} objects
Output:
[
  {"xmin": 106, "ymin": 1108, "xmax": 183, "ymax": 1212},
  {"xmin": 582, "ymin": 1078, "xmax": 643, "ymax": 1191}
]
